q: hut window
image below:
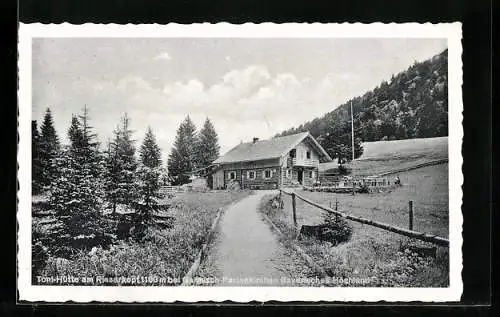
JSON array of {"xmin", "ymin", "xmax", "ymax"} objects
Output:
[
  {"xmin": 289, "ymin": 149, "xmax": 296, "ymax": 158},
  {"xmin": 228, "ymin": 171, "xmax": 236, "ymax": 180},
  {"xmin": 286, "ymin": 169, "xmax": 291, "ymax": 178},
  {"xmin": 247, "ymin": 170, "xmax": 256, "ymax": 180},
  {"xmin": 306, "ymin": 151, "xmax": 311, "ymax": 159},
  {"xmin": 309, "ymin": 170, "xmax": 314, "ymax": 178},
  {"xmin": 263, "ymin": 169, "xmax": 272, "ymax": 179}
]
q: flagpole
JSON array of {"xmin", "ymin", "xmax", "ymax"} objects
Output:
[
  {"xmin": 351, "ymin": 100, "xmax": 355, "ymax": 161},
  {"xmin": 351, "ymin": 100, "xmax": 355, "ymax": 196}
]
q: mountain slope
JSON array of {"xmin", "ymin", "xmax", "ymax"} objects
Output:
[
  {"xmin": 319, "ymin": 136, "xmax": 448, "ymax": 177},
  {"xmin": 278, "ymin": 49, "xmax": 448, "ymax": 161}
]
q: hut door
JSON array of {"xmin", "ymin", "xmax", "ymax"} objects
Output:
[{"xmin": 297, "ymin": 170, "xmax": 303, "ymax": 185}]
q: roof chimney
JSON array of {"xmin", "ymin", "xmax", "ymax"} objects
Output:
[{"xmin": 252, "ymin": 137, "xmax": 259, "ymax": 144}]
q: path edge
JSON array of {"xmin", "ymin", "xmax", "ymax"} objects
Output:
[
  {"xmin": 261, "ymin": 212, "xmax": 328, "ymax": 278},
  {"xmin": 181, "ymin": 206, "xmax": 224, "ymax": 286}
]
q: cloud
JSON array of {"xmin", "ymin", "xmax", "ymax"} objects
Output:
[
  {"xmin": 101, "ymin": 65, "xmax": 348, "ymax": 155},
  {"xmin": 117, "ymin": 75, "xmax": 154, "ymax": 92},
  {"xmin": 38, "ymin": 64, "xmax": 356, "ymax": 159},
  {"xmin": 153, "ymin": 52, "xmax": 172, "ymax": 61}
]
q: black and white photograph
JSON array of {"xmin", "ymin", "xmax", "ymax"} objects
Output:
[{"xmin": 18, "ymin": 23, "xmax": 463, "ymax": 302}]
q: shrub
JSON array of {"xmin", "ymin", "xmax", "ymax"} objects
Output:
[
  {"xmin": 358, "ymin": 183, "xmax": 370, "ymax": 193},
  {"xmin": 323, "ymin": 213, "xmax": 353, "ymax": 245},
  {"xmin": 35, "ymin": 191, "xmax": 249, "ymax": 285},
  {"xmin": 40, "ymin": 242, "xmax": 183, "ymax": 285},
  {"xmin": 374, "ymin": 248, "xmax": 440, "ymax": 287},
  {"xmin": 32, "ymin": 240, "xmax": 49, "ymax": 282}
]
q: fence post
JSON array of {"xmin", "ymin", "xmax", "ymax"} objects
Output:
[
  {"xmin": 292, "ymin": 193, "xmax": 297, "ymax": 227},
  {"xmin": 408, "ymin": 200, "xmax": 414, "ymax": 230},
  {"xmin": 335, "ymin": 198, "xmax": 338, "ymax": 211}
]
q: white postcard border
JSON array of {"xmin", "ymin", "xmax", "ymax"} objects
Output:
[{"xmin": 18, "ymin": 22, "xmax": 463, "ymax": 302}]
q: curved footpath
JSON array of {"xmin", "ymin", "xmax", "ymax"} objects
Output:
[{"xmin": 208, "ymin": 190, "xmax": 314, "ymax": 286}]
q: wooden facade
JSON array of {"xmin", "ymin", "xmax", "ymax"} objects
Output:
[{"xmin": 213, "ymin": 137, "xmax": 324, "ymax": 190}]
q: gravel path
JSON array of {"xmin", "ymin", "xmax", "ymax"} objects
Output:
[{"xmin": 197, "ymin": 191, "xmax": 315, "ymax": 286}]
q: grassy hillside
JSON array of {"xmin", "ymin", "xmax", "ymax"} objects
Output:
[
  {"xmin": 361, "ymin": 136, "xmax": 448, "ymax": 160},
  {"xmin": 320, "ymin": 136, "xmax": 448, "ymax": 177}
]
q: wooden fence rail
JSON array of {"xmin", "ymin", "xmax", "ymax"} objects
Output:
[{"xmin": 279, "ymin": 189, "xmax": 449, "ymax": 247}]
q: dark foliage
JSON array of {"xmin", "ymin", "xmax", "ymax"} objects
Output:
[
  {"xmin": 135, "ymin": 127, "xmax": 165, "ymax": 238},
  {"xmin": 31, "ymin": 240, "xmax": 48, "ymax": 282},
  {"xmin": 358, "ymin": 183, "xmax": 370, "ymax": 193},
  {"xmin": 47, "ymin": 106, "xmax": 106, "ymax": 257},
  {"xmin": 168, "ymin": 116, "xmax": 197, "ymax": 185},
  {"xmin": 195, "ymin": 118, "xmax": 220, "ymax": 168},
  {"xmin": 32, "ymin": 120, "xmax": 42, "ymax": 194},
  {"xmin": 104, "ymin": 113, "xmax": 138, "ymax": 214},
  {"xmin": 322, "ymin": 213, "xmax": 353, "ymax": 245},
  {"xmin": 37, "ymin": 108, "xmax": 61, "ymax": 190}
]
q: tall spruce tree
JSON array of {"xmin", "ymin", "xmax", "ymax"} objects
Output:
[
  {"xmin": 38, "ymin": 108, "xmax": 61, "ymax": 190},
  {"xmin": 195, "ymin": 118, "xmax": 220, "ymax": 168},
  {"xmin": 136, "ymin": 127, "xmax": 164, "ymax": 228},
  {"xmin": 104, "ymin": 114, "xmax": 137, "ymax": 214},
  {"xmin": 104, "ymin": 136, "xmax": 120, "ymax": 214},
  {"xmin": 132, "ymin": 127, "xmax": 164, "ymax": 240},
  {"xmin": 116, "ymin": 114, "xmax": 137, "ymax": 206},
  {"xmin": 49, "ymin": 107, "xmax": 106, "ymax": 255},
  {"xmin": 167, "ymin": 116, "xmax": 197, "ymax": 185},
  {"xmin": 195, "ymin": 118, "xmax": 220, "ymax": 189},
  {"xmin": 32, "ymin": 120, "xmax": 43, "ymax": 194},
  {"xmin": 77, "ymin": 105, "xmax": 102, "ymax": 179}
]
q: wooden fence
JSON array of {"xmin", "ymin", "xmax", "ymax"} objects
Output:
[
  {"xmin": 314, "ymin": 176, "xmax": 397, "ymax": 193},
  {"xmin": 160, "ymin": 185, "xmax": 186, "ymax": 194},
  {"xmin": 279, "ymin": 189, "xmax": 449, "ymax": 247}
]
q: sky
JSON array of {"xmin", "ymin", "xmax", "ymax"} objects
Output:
[{"xmin": 32, "ymin": 37, "xmax": 447, "ymax": 161}]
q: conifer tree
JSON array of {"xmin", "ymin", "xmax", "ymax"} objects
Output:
[
  {"xmin": 38, "ymin": 108, "xmax": 61, "ymax": 190},
  {"xmin": 194, "ymin": 118, "xmax": 220, "ymax": 189},
  {"xmin": 104, "ymin": 136, "xmax": 120, "ymax": 214},
  {"xmin": 77, "ymin": 105, "xmax": 102, "ymax": 178},
  {"xmin": 167, "ymin": 116, "xmax": 197, "ymax": 185},
  {"xmin": 116, "ymin": 114, "xmax": 138, "ymax": 205},
  {"xmin": 49, "ymin": 107, "xmax": 106, "ymax": 254},
  {"xmin": 32, "ymin": 120, "xmax": 42, "ymax": 194},
  {"xmin": 195, "ymin": 118, "xmax": 220, "ymax": 168},
  {"xmin": 136, "ymin": 127, "xmax": 164, "ymax": 224},
  {"xmin": 104, "ymin": 114, "xmax": 138, "ymax": 214}
]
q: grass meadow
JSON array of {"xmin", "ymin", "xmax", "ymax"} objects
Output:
[
  {"xmin": 262, "ymin": 163, "xmax": 449, "ymax": 287},
  {"xmin": 34, "ymin": 190, "xmax": 251, "ymax": 285}
]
